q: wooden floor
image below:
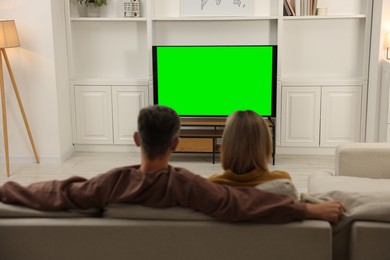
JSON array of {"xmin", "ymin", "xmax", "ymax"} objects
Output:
[{"xmin": 0, "ymin": 152, "xmax": 335, "ymax": 194}]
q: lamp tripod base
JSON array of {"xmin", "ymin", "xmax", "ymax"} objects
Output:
[{"xmin": 0, "ymin": 48, "xmax": 39, "ymax": 177}]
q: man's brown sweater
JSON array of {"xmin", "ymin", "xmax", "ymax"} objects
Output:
[{"xmin": 0, "ymin": 165, "xmax": 306, "ymax": 223}]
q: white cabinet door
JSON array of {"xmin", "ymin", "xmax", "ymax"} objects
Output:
[
  {"xmin": 75, "ymin": 86, "xmax": 113, "ymax": 144},
  {"xmin": 112, "ymin": 86, "xmax": 148, "ymax": 145},
  {"xmin": 281, "ymin": 87, "xmax": 321, "ymax": 147},
  {"xmin": 320, "ymin": 86, "xmax": 362, "ymax": 147}
]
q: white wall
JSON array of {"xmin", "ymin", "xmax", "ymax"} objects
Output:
[
  {"xmin": 371, "ymin": 0, "xmax": 390, "ymax": 141},
  {"xmin": 0, "ymin": 0, "xmax": 389, "ymax": 163},
  {"xmin": 0, "ymin": 0, "xmax": 73, "ymax": 164},
  {"xmin": 50, "ymin": 0, "xmax": 74, "ymax": 159}
]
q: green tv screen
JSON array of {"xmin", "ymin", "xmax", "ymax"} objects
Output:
[{"xmin": 152, "ymin": 45, "xmax": 277, "ymax": 117}]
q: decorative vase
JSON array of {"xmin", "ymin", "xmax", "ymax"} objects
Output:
[{"xmin": 86, "ymin": 4, "xmax": 100, "ymax": 17}]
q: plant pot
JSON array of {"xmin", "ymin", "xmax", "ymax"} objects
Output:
[{"xmin": 86, "ymin": 4, "xmax": 100, "ymax": 17}]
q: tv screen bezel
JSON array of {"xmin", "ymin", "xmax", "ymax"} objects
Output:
[{"xmin": 152, "ymin": 45, "xmax": 277, "ymax": 118}]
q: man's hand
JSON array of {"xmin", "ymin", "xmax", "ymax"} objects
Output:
[{"xmin": 305, "ymin": 200, "xmax": 345, "ymax": 224}]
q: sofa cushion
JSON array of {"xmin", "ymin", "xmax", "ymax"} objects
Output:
[
  {"xmin": 0, "ymin": 202, "xmax": 100, "ymax": 218},
  {"xmin": 104, "ymin": 204, "xmax": 214, "ymax": 221},
  {"xmin": 308, "ymin": 171, "xmax": 390, "ymax": 194},
  {"xmin": 350, "ymin": 221, "xmax": 390, "ymax": 260},
  {"xmin": 336, "ymin": 143, "xmax": 390, "ymax": 178},
  {"xmin": 255, "ymin": 179, "xmax": 299, "ymax": 200}
]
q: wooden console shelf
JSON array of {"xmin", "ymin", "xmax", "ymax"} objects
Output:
[
  {"xmin": 176, "ymin": 119, "xmax": 225, "ymax": 164},
  {"xmin": 176, "ymin": 118, "xmax": 275, "ymax": 164}
]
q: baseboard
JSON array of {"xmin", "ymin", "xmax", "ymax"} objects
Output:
[
  {"xmin": 0, "ymin": 155, "xmax": 62, "ymax": 164},
  {"xmin": 276, "ymin": 146, "xmax": 335, "ymax": 155},
  {"xmin": 74, "ymin": 144, "xmax": 139, "ymax": 153},
  {"xmin": 0, "ymin": 146, "xmax": 75, "ymax": 165}
]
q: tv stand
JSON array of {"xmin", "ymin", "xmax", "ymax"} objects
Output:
[{"xmin": 176, "ymin": 118, "xmax": 275, "ymax": 165}]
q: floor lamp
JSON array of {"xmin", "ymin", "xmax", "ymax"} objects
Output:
[{"xmin": 0, "ymin": 20, "xmax": 39, "ymax": 177}]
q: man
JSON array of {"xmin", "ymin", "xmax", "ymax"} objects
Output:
[{"xmin": 0, "ymin": 105, "xmax": 343, "ymax": 223}]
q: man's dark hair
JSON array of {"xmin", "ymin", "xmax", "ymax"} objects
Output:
[{"xmin": 137, "ymin": 105, "xmax": 180, "ymax": 160}]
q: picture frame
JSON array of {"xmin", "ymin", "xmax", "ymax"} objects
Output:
[{"xmin": 181, "ymin": 0, "xmax": 251, "ymax": 17}]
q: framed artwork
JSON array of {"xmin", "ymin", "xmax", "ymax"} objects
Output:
[{"xmin": 181, "ymin": 0, "xmax": 251, "ymax": 17}]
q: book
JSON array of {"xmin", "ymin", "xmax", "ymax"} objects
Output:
[
  {"xmin": 287, "ymin": 0, "xmax": 297, "ymax": 15},
  {"xmin": 284, "ymin": 0, "xmax": 293, "ymax": 16},
  {"xmin": 295, "ymin": 0, "xmax": 301, "ymax": 16},
  {"xmin": 285, "ymin": 0, "xmax": 296, "ymax": 16},
  {"xmin": 312, "ymin": 0, "xmax": 318, "ymax": 15},
  {"xmin": 301, "ymin": 0, "xmax": 307, "ymax": 16},
  {"xmin": 283, "ymin": 4, "xmax": 289, "ymax": 16}
]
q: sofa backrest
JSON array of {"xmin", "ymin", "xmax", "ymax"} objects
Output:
[{"xmin": 336, "ymin": 143, "xmax": 390, "ymax": 178}]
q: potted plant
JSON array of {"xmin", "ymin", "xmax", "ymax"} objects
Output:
[
  {"xmin": 76, "ymin": 0, "xmax": 107, "ymax": 6},
  {"xmin": 76, "ymin": 0, "xmax": 107, "ymax": 17}
]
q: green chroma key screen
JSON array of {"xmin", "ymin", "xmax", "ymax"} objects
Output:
[{"xmin": 152, "ymin": 45, "xmax": 276, "ymax": 117}]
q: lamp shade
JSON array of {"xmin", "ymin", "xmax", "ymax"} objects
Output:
[
  {"xmin": 0, "ymin": 20, "xmax": 20, "ymax": 48},
  {"xmin": 385, "ymin": 32, "xmax": 390, "ymax": 49}
]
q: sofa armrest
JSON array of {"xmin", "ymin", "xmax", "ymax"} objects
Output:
[
  {"xmin": 336, "ymin": 143, "xmax": 390, "ymax": 178},
  {"xmin": 350, "ymin": 221, "xmax": 390, "ymax": 260}
]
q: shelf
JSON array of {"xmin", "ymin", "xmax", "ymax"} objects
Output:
[
  {"xmin": 177, "ymin": 120, "xmax": 224, "ymax": 163},
  {"xmin": 176, "ymin": 138, "xmax": 217, "ymax": 153},
  {"xmin": 181, "ymin": 118, "xmax": 226, "ymax": 127},
  {"xmin": 177, "ymin": 118, "xmax": 275, "ymax": 164},
  {"xmin": 283, "ymin": 14, "xmax": 366, "ymax": 20},
  {"xmin": 66, "ymin": 0, "xmax": 371, "ymax": 156},
  {"xmin": 152, "ymin": 16, "xmax": 279, "ymax": 21},
  {"xmin": 72, "ymin": 78, "xmax": 149, "ymax": 86},
  {"xmin": 281, "ymin": 78, "xmax": 367, "ymax": 86},
  {"xmin": 71, "ymin": 17, "xmax": 147, "ymax": 22},
  {"xmin": 180, "ymin": 129, "xmax": 224, "ymax": 138}
]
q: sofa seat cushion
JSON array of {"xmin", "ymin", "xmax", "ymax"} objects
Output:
[
  {"xmin": 255, "ymin": 179, "xmax": 299, "ymax": 200},
  {"xmin": 308, "ymin": 171, "xmax": 390, "ymax": 194},
  {"xmin": 104, "ymin": 204, "xmax": 215, "ymax": 221}
]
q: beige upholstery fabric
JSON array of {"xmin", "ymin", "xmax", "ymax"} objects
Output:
[
  {"xmin": 308, "ymin": 171, "xmax": 390, "ymax": 194},
  {"xmin": 255, "ymin": 179, "xmax": 299, "ymax": 200},
  {"xmin": 0, "ymin": 218, "xmax": 331, "ymax": 260},
  {"xmin": 336, "ymin": 143, "xmax": 390, "ymax": 178},
  {"xmin": 316, "ymin": 143, "xmax": 390, "ymax": 260},
  {"xmin": 350, "ymin": 221, "xmax": 390, "ymax": 260},
  {"xmin": 0, "ymin": 202, "xmax": 332, "ymax": 260}
]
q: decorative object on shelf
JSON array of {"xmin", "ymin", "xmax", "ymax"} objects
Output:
[
  {"xmin": 286, "ymin": 0, "xmax": 320, "ymax": 16},
  {"xmin": 76, "ymin": 0, "xmax": 107, "ymax": 17},
  {"xmin": 385, "ymin": 32, "xmax": 390, "ymax": 60},
  {"xmin": 316, "ymin": 7, "xmax": 327, "ymax": 16},
  {"xmin": 0, "ymin": 20, "xmax": 40, "ymax": 177},
  {"xmin": 124, "ymin": 0, "xmax": 140, "ymax": 18},
  {"xmin": 181, "ymin": 0, "xmax": 251, "ymax": 17},
  {"xmin": 124, "ymin": 0, "xmax": 131, "ymax": 17}
]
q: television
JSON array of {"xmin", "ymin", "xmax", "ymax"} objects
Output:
[{"xmin": 152, "ymin": 45, "xmax": 277, "ymax": 117}]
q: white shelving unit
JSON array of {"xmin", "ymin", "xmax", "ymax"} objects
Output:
[
  {"xmin": 64, "ymin": 0, "xmax": 373, "ymax": 153},
  {"xmin": 65, "ymin": 0, "xmax": 150, "ymax": 148},
  {"xmin": 279, "ymin": 0, "xmax": 371, "ymax": 150}
]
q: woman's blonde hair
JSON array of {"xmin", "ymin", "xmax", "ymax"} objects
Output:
[{"xmin": 221, "ymin": 110, "xmax": 272, "ymax": 174}]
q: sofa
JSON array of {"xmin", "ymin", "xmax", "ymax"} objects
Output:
[
  {"xmin": 1, "ymin": 143, "xmax": 390, "ymax": 260},
  {"xmin": 0, "ymin": 204, "xmax": 331, "ymax": 260},
  {"xmin": 308, "ymin": 143, "xmax": 390, "ymax": 260}
]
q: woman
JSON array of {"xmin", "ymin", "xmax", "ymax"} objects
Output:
[{"xmin": 208, "ymin": 110, "xmax": 298, "ymax": 199}]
